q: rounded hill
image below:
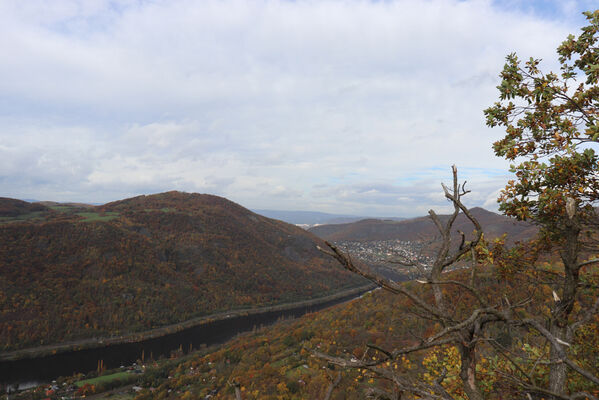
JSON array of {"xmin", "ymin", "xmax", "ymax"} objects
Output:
[
  {"xmin": 0, "ymin": 197, "xmax": 49, "ymax": 218},
  {"xmin": 0, "ymin": 192, "xmax": 367, "ymax": 352}
]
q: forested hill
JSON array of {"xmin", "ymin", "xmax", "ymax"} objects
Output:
[
  {"xmin": 0, "ymin": 197, "xmax": 49, "ymax": 217},
  {"xmin": 308, "ymin": 207, "xmax": 537, "ymax": 245},
  {"xmin": 0, "ymin": 192, "xmax": 367, "ymax": 352}
]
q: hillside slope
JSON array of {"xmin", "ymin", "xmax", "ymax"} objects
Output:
[
  {"xmin": 129, "ymin": 267, "xmax": 599, "ymax": 400},
  {"xmin": 309, "ymin": 207, "xmax": 537, "ymax": 245},
  {"xmin": 0, "ymin": 198, "xmax": 49, "ymax": 217},
  {"xmin": 0, "ymin": 192, "xmax": 366, "ymax": 351}
]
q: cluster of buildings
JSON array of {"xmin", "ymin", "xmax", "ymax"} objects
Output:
[{"xmin": 333, "ymin": 240, "xmax": 433, "ymax": 280}]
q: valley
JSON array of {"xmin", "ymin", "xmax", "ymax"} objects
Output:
[
  {"xmin": 2, "ymin": 194, "xmax": 596, "ymax": 400},
  {"xmin": 0, "ymin": 193, "xmax": 367, "ymax": 354},
  {"xmin": 1, "ymin": 284, "xmax": 373, "ymax": 388},
  {"xmin": 4, "ymin": 4, "xmax": 599, "ymax": 400}
]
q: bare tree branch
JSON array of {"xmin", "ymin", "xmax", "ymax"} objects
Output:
[
  {"xmin": 518, "ymin": 319, "xmax": 599, "ymax": 386},
  {"xmin": 323, "ymin": 370, "xmax": 342, "ymax": 400},
  {"xmin": 320, "ymin": 241, "xmax": 450, "ymax": 322}
]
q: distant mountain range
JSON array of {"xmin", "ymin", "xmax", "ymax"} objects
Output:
[
  {"xmin": 0, "ymin": 193, "xmax": 367, "ymax": 352},
  {"xmin": 252, "ymin": 209, "xmax": 405, "ymax": 226},
  {"xmin": 308, "ymin": 207, "xmax": 537, "ymax": 245}
]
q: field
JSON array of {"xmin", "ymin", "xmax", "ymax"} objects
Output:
[
  {"xmin": 75, "ymin": 371, "xmax": 132, "ymax": 388},
  {"xmin": 76, "ymin": 211, "xmax": 120, "ymax": 222},
  {"xmin": 0, "ymin": 202, "xmax": 120, "ymax": 224}
]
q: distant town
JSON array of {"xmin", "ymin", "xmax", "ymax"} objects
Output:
[{"xmin": 333, "ymin": 240, "xmax": 433, "ymax": 279}]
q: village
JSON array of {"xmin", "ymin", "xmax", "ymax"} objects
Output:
[{"xmin": 332, "ymin": 239, "xmax": 433, "ymax": 280}]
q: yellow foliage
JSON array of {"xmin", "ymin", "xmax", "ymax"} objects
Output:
[
  {"xmin": 276, "ymin": 382, "xmax": 288, "ymax": 394},
  {"xmin": 421, "ymin": 346, "xmax": 466, "ymax": 400}
]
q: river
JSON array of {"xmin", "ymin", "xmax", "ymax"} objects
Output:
[{"xmin": 1, "ymin": 285, "xmax": 374, "ymax": 389}]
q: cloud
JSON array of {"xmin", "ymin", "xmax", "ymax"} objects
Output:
[{"xmin": 0, "ymin": 0, "xmax": 592, "ymax": 215}]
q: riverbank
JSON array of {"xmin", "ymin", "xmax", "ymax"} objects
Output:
[{"xmin": 0, "ymin": 283, "xmax": 375, "ymax": 363}]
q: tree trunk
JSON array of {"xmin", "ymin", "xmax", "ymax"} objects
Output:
[
  {"xmin": 549, "ymin": 216, "xmax": 580, "ymax": 398},
  {"xmin": 431, "ymin": 265, "xmax": 446, "ymax": 313},
  {"xmin": 548, "ymin": 324, "xmax": 568, "ymax": 398},
  {"xmin": 459, "ymin": 340, "xmax": 484, "ymax": 400}
]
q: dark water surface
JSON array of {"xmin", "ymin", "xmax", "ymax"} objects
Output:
[{"xmin": 1, "ymin": 290, "xmax": 370, "ymax": 387}]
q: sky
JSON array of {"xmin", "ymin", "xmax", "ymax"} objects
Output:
[{"xmin": 0, "ymin": 0, "xmax": 596, "ymax": 217}]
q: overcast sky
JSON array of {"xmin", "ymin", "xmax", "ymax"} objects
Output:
[{"xmin": 0, "ymin": 0, "xmax": 596, "ymax": 217}]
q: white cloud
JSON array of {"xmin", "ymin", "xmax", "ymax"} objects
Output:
[{"xmin": 0, "ymin": 0, "xmax": 592, "ymax": 215}]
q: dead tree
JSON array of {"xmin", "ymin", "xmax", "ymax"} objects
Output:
[
  {"xmin": 316, "ymin": 166, "xmax": 486, "ymax": 399},
  {"xmin": 314, "ymin": 166, "xmax": 599, "ymax": 400},
  {"xmin": 316, "ymin": 165, "xmax": 599, "ymax": 400}
]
